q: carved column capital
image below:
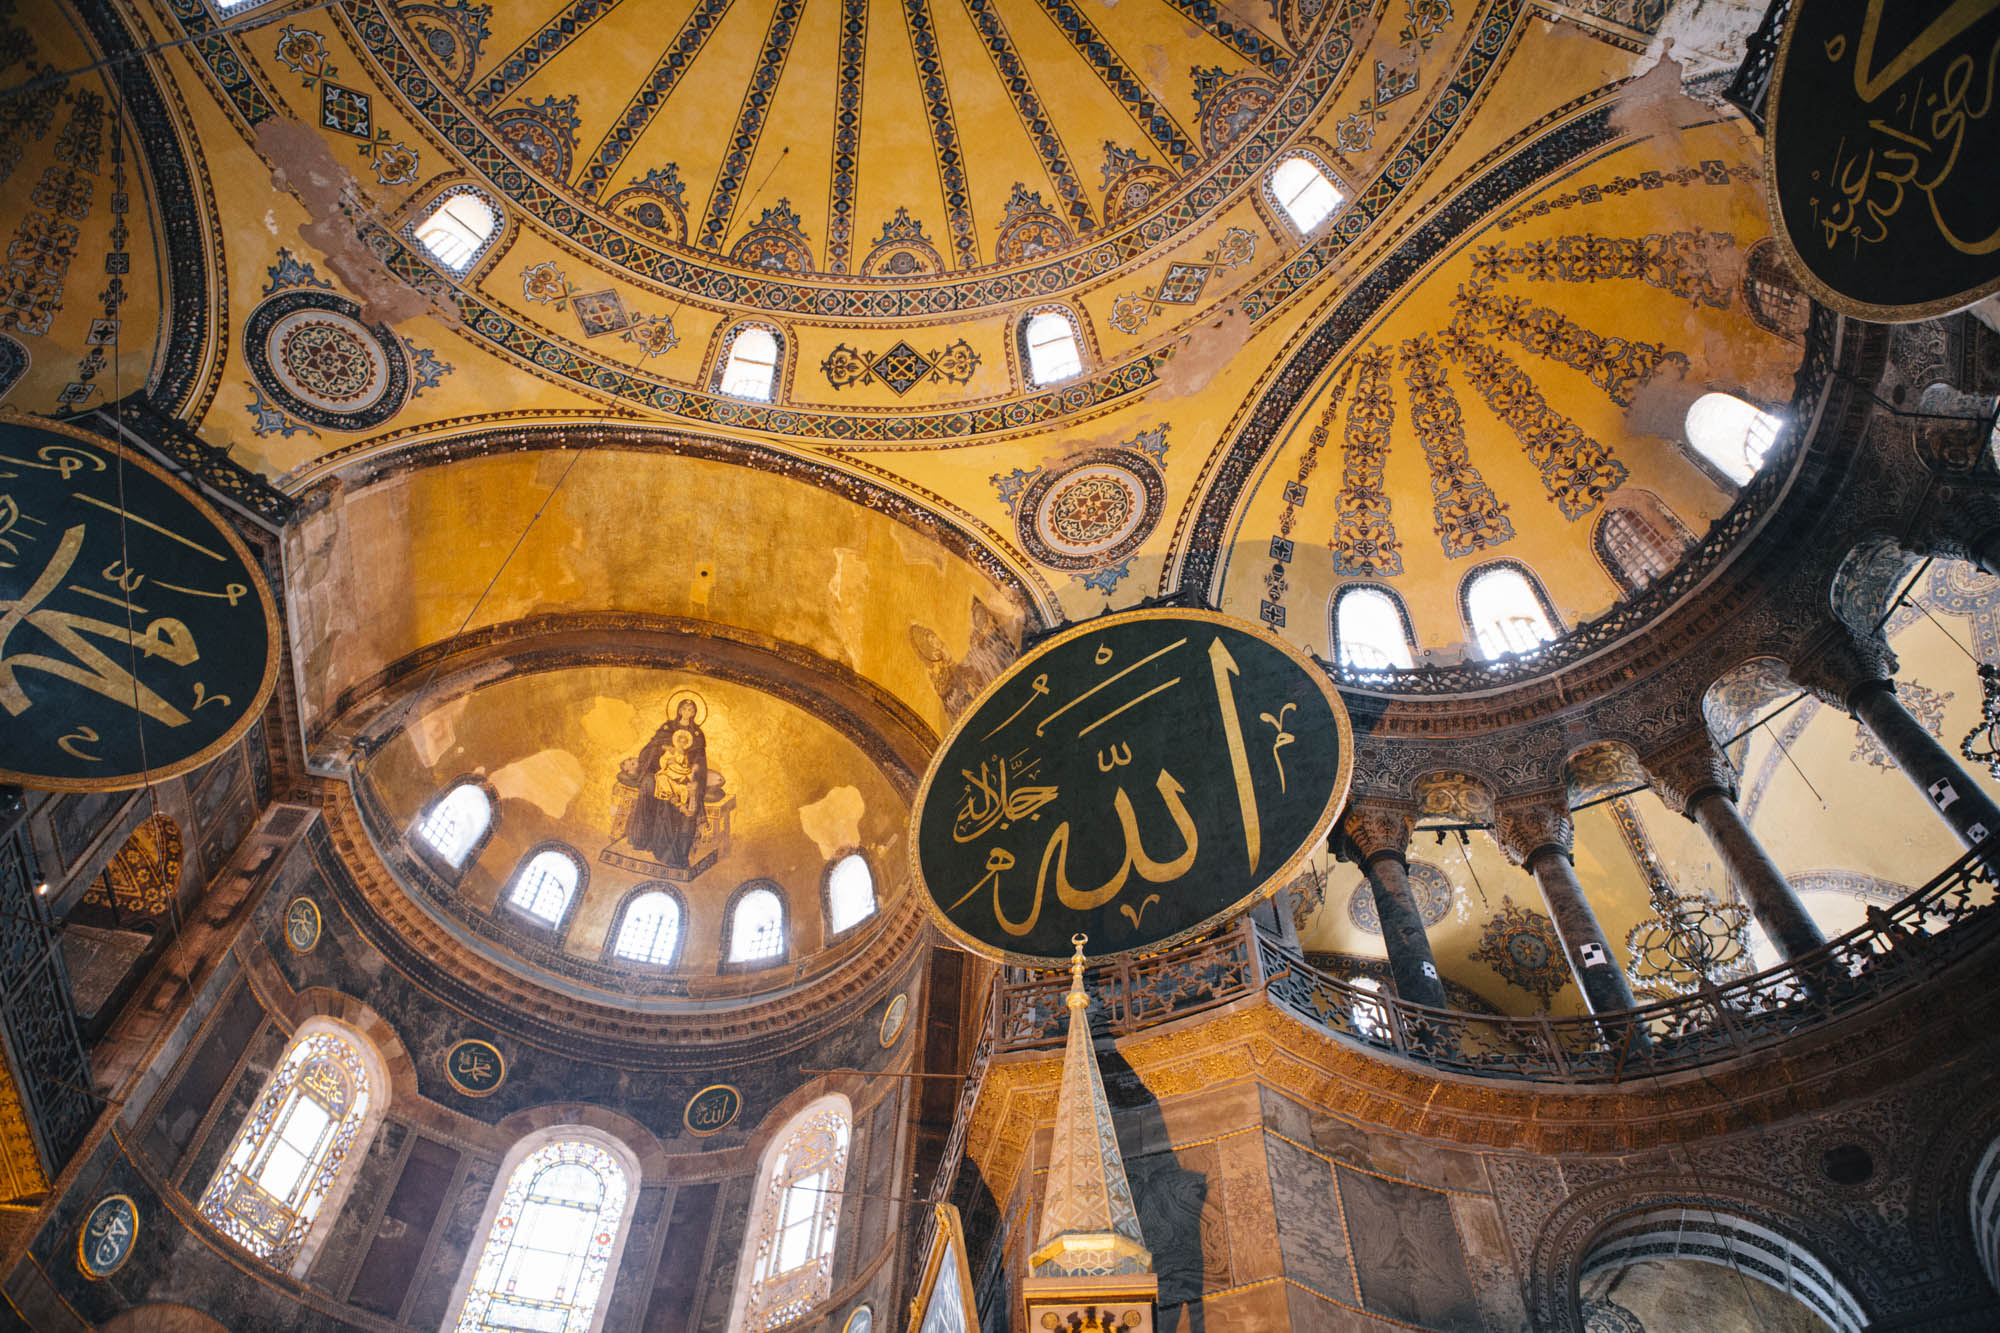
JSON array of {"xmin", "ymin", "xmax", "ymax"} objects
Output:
[
  {"xmin": 1340, "ymin": 804, "xmax": 1414, "ymax": 866},
  {"xmin": 1641, "ymin": 729, "xmax": 1739, "ymax": 817},
  {"xmin": 1492, "ymin": 794, "xmax": 1574, "ymax": 868},
  {"xmin": 1786, "ymin": 624, "xmax": 1899, "ymax": 710}
]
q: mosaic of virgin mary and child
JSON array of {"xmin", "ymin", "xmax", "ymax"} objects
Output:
[{"xmin": 604, "ymin": 691, "xmax": 734, "ymax": 877}]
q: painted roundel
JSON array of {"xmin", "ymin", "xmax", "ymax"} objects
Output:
[
  {"xmin": 244, "ymin": 290, "xmax": 411, "ymax": 430},
  {"xmin": 1347, "ymin": 862, "xmax": 1454, "ymax": 933},
  {"xmin": 1017, "ymin": 449, "xmax": 1164, "ymax": 571}
]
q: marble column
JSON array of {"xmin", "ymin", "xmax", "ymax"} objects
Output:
[
  {"xmin": 1493, "ymin": 796, "xmax": 1642, "ymax": 1017},
  {"xmin": 1790, "ymin": 625, "xmax": 2000, "ymax": 864},
  {"xmin": 1643, "ymin": 731, "xmax": 1826, "ymax": 963},
  {"xmin": 1340, "ymin": 806, "xmax": 1447, "ymax": 1009}
]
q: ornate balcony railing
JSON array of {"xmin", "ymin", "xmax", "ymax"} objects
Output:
[
  {"xmin": 972, "ymin": 847, "xmax": 1996, "ymax": 1084},
  {"xmin": 1723, "ymin": 0, "xmax": 1792, "ymax": 131}
]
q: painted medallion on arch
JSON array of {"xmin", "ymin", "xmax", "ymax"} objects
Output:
[
  {"xmin": 364, "ymin": 665, "xmax": 909, "ymax": 977},
  {"xmin": 1347, "ymin": 861, "xmax": 1452, "ymax": 932}
]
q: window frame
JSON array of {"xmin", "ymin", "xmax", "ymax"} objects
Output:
[
  {"xmin": 1329, "ymin": 583, "xmax": 1417, "ymax": 672},
  {"xmin": 195, "ymin": 1018, "xmax": 389, "ymax": 1279},
  {"xmin": 1016, "ymin": 304, "xmax": 1088, "ymax": 389},
  {"xmin": 1458, "ymin": 559, "xmax": 1565, "ymax": 661},
  {"xmin": 722, "ymin": 880, "xmax": 789, "ymax": 971},
  {"xmin": 404, "ymin": 184, "xmax": 503, "ymax": 277},
  {"xmin": 711, "ymin": 320, "xmax": 788, "ymax": 403},
  {"xmin": 820, "ymin": 850, "xmax": 878, "ymax": 939},
  {"xmin": 603, "ymin": 884, "xmax": 688, "ymax": 970},
  {"xmin": 1264, "ymin": 149, "xmax": 1346, "ymax": 240},
  {"xmin": 410, "ymin": 777, "xmax": 498, "ymax": 881},
  {"xmin": 498, "ymin": 842, "xmax": 589, "ymax": 939},
  {"xmin": 1681, "ymin": 390, "xmax": 1784, "ymax": 490},
  {"xmin": 443, "ymin": 1125, "xmax": 643, "ymax": 1333},
  {"xmin": 726, "ymin": 1094, "xmax": 854, "ymax": 1333},
  {"xmin": 1592, "ymin": 494, "xmax": 1695, "ymax": 596}
]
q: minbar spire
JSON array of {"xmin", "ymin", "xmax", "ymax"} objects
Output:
[{"xmin": 1021, "ymin": 935, "xmax": 1157, "ymax": 1331}]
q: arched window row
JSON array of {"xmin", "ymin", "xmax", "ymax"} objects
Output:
[
  {"xmin": 1331, "ymin": 584, "xmax": 1416, "ymax": 671},
  {"xmin": 1267, "ymin": 152, "xmax": 1344, "ymax": 236},
  {"xmin": 1594, "ymin": 494, "xmax": 1695, "ymax": 596},
  {"xmin": 504, "ymin": 844, "xmax": 587, "ymax": 933},
  {"xmin": 1462, "ymin": 561, "xmax": 1563, "ymax": 661},
  {"xmin": 412, "ymin": 187, "xmax": 501, "ymax": 275},
  {"xmin": 415, "ymin": 782, "xmax": 492, "ymax": 871},
  {"xmin": 1685, "ymin": 391, "xmax": 1782, "ymax": 486}
]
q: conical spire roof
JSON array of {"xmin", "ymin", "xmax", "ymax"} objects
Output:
[{"xmin": 1029, "ymin": 935, "xmax": 1152, "ymax": 1278}]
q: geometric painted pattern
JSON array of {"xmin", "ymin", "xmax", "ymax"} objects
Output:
[
  {"xmin": 1468, "ymin": 894, "xmax": 1567, "ymax": 1006},
  {"xmin": 1348, "ymin": 860, "xmax": 1453, "ymax": 932}
]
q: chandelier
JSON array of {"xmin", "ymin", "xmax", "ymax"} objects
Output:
[
  {"xmin": 1960, "ymin": 663, "xmax": 2000, "ymax": 781},
  {"xmin": 1626, "ymin": 883, "xmax": 1753, "ymax": 994}
]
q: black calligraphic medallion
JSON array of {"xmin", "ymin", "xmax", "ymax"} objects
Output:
[
  {"xmin": 684, "ymin": 1083, "xmax": 741, "ymax": 1136},
  {"xmin": 879, "ymin": 992, "xmax": 909, "ymax": 1047},
  {"xmin": 77, "ymin": 1194, "xmax": 137, "ymax": 1279},
  {"xmin": 283, "ymin": 897, "xmax": 322, "ymax": 953},
  {"xmin": 0, "ymin": 414, "xmax": 280, "ymax": 790},
  {"xmin": 1767, "ymin": 0, "xmax": 2000, "ymax": 320},
  {"xmin": 443, "ymin": 1038, "xmax": 507, "ymax": 1097},
  {"xmin": 911, "ymin": 608, "xmax": 1353, "ymax": 965}
]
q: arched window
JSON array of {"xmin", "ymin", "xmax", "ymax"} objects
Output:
[
  {"xmin": 1464, "ymin": 563, "xmax": 1560, "ymax": 659},
  {"xmin": 734, "ymin": 1097, "xmax": 852, "ymax": 1332},
  {"xmin": 612, "ymin": 889, "xmax": 682, "ymax": 965},
  {"xmin": 197, "ymin": 1024, "xmax": 381, "ymax": 1270},
  {"xmin": 1685, "ymin": 392, "xmax": 1781, "ymax": 485},
  {"xmin": 1595, "ymin": 507, "xmax": 1683, "ymax": 593},
  {"xmin": 719, "ymin": 326, "xmax": 781, "ymax": 401},
  {"xmin": 453, "ymin": 1137, "xmax": 634, "ymax": 1333},
  {"xmin": 824, "ymin": 854, "xmax": 875, "ymax": 934},
  {"xmin": 416, "ymin": 783, "xmax": 490, "ymax": 869},
  {"xmin": 508, "ymin": 849, "xmax": 580, "ymax": 927},
  {"xmin": 1022, "ymin": 309, "xmax": 1083, "ymax": 387},
  {"xmin": 1269, "ymin": 154, "xmax": 1342, "ymax": 234},
  {"xmin": 415, "ymin": 191, "xmax": 497, "ymax": 273},
  {"xmin": 729, "ymin": 886, "xmax": 786, "ymax": 964},
  {"xmin": 1332, "ymin": 585, "xmax": 1414, "ymax": 670}
]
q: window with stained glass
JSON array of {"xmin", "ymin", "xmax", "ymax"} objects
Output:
[
  {"xmin": 456, "ymin": 1139, "xmax": 630, "ymax": 1333},
  {"xmin": 197, "ymin": 1030, "xmax": 373, "ymax": 1266},
  {"xmin": 825, "ymin": 855, "xmax": 875, "ymax": 934},
  {"xmin": 742, "ymin": 1107, "xmax": 851, "ymax": 1332}
]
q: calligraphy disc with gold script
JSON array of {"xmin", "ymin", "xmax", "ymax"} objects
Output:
[
  {"xmin": 0, "ymin": 414, "xmax": 280, "ymax": 791},
  {"xmin": 910, "ymin": 608, "xmax": 1353, "ymax": 966},
  {"xmin": 684, "ymin": 1083, "xmax": 742, "ymax": 1136},
  {"xmin": 77, "ymin": 1194, "xmax": 138, "ymax": 1279},
  {"xmin": 1766, "ymin": 0, "xmax": 2000, "ymax": 321},
  {"xmin": 443, "ymin": 1038, "xmax": 507, "ymax": 1097},
  {"xmin": 283, "ymin": 897, "xmax": 322, "ymax": 953}
]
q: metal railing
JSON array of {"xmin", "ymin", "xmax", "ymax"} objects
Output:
[
  {"xmin": 1723, "ymin": 0, "xmax": 1791, "ymax": 131},
  {"xmin": 973, "ymin": 847, "xmax": 1996, "ymax": 1083}
]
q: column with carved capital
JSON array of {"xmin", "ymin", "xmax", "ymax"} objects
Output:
[
  {"xmin": 1339, "ymin": 806, "xmax": 1447, "ymax": 1009},
  {"xmin": 1790, "ymin": 626, "xmax": 2000, "ymax": 862},
  {"xmin": 1643, "ymin": 731, "xmax": 1826, "ymax": 962},
  {"xmin": 1492, "ymin": 796, "xmax": 1641, "ymax": 1017}
]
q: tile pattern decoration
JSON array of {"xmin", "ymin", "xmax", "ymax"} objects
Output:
[
  {"xmin": 1494, "ymin": 158, "xmax": 1755, "ymax": 232},
  {"xmin": 901, "ymin": 0, "xmax": 978, "ymax": 269},
  {"xmin": 960, "ymin": 0, "xmax": 1096, "ymax": 237},
  {"xmin": 1165, "ymin": 0, "xmax": 1295, "ymax": 75},
  {"xmin": 0, "ymin": 90, "xmax": 100, "ymax": 338},
  {"xmin": 469, "ymin": 0, "xmax": 621, "ymax": 110},
  {"xmin": 859, "ymin": 209, "xmax": 945, "ymax": 278},
  {"xmin": 821, "ymin": 339, "xmax": 980, "ymax": 395},
  {"xmin": 993, "ymin": 185, "xmax": 1073, "ymax": 265},
  {"xmin": 576, "ymin": 0, "xmax": 730, "ymax": 199},
  {"xmin": 1851, "ymin": 681, "xmax": 1952, "ymax": 771},
  {"xmin": 1449, "ymin": 283, "xmax": 1688, "ymax": 408},
  {"xmin": 1347, "ymin": 860, "xmax": 1453, "ymax": 931},
  {"xmin": 729, "ymin": 200, "xmax": 815, "ymax": 275},
  {"xmin": 1015, "ymin": 448, "xmax": 1167, "ymax": 572},
  {"xmin": 1260, "ymin": 365, "xmax": 1345, "ymax": 626},
  {"xmin": 698, "ymin": 0, "xmax": 805, "ymax": 251},
  {"xmin": 1399, "ymin": 0, "xmax": 1454, "ymax": 49},
  {"xmin": 520, "ymin": 261, "xmax": 679, "ymax": 358},
  {"xmin": 1442, "ymin": 333, "xmax": 1630, "ymax": 519},
  {"xmin": 0, "ymin": 2, "xmax": 62, "ymax": 188},
  {"xmin": 1470, "ymin": 230, "xmax": 1737, "ymax": 309},
  {"xmin": 1191, "ymin": 66, "xmax": 1279, "ymax": 158},
  {"xmin": 1330, "ymin": 345, "xmax": 1402, "ymax": 577},
  {"xmin": 1032, "ymin": 0, "xmax": 1199, "ymax": 170},
  {"xmin": 1108, "ymin": 225, "xmax": 1255, "ymax": 334},
  {"xmin": 1468, "ymin": 894, "xmax": 1567, "ymax": 1006},
  {"xmin": 823, "ymin": 0, "xmax": 869, "ymax": 273},
  {"xmin": 1399, "ymin": 334, "xmax": 1514, "ymax": 557},
  {"xmin": 65, "ymin": 88, "xmax": 131, "ymax": 409}
]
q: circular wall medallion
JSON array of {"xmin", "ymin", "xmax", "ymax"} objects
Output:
[
  {"xmin": 283, "ymin": 897, "xmax": 322, "ymax": 953},
  {"xmin": 1347, "ymin": 862, "xmax": 1453, "ymax": 933},
  {"xmin": 1016, "ymin": 449, "xmax": 1164, "ymax": 571},
  {"xmin": 77, "ymin": 1194, "xmax": 138, "ymax": 1279},
  {"xmin": 684, "ymin": 1083, "xmax": 742, "ymax": 1136},
  {"xmin": 244, "ymin": 290, "xmax": 411, "ymax": 431},
  {"xmin": 443, "ymin": 1038, "xmax": 507, "ymax": 1097},
  {"xmin": 843, "ymin": 1306, "xmax": 873, "ymax": 1333},
  {"xmin": 879, "ymin": 992, "xmax": 909, "ymax": 1047}
]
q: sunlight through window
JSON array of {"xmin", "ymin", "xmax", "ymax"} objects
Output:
[
  {"xmin": 612, "ymin": 891, "xmax": 681, "ymax": 965},
  {"xmin": 456, "ymin": 1140, "xmax": 629, "ymax": 1333},
  {"xmin": 1335, "ymin": 587, "xmax": 1414, "ymax": 670},
  {"xmin": 1023, "ymin": 311, "xmax": 1083, "ymax": 386},
  {"xmin": 417, "ymin": 784, "xmax": 490, "ymax": 869},
  {"xmin": 730, "ymin": 887, "xmax": 785, "ymax": 963},
  {"xmin": 720, "ymin": 327, "xmax": 780, "ymax": 400},
  {"xmin": 1685, "ymin": 392, "xmax": 1780, "ymax": 485},
  {"xmin": 825, "ymin": 855, "xmax": 875, "ymax": 934},
  {"xmin": 416, "ymin": 193, "xmax": 497, "ymax": 273},
  {"xmin": 1271, "ymin": 155, "xmax": 1343, "ymax": 233},
  {"xmin": 1466, "ymin": 566, "xmax": 1558, "ymax": 659},
  {"xmin": 509, "ymin": 851, "xmax": 578, "ymax": 926}
]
